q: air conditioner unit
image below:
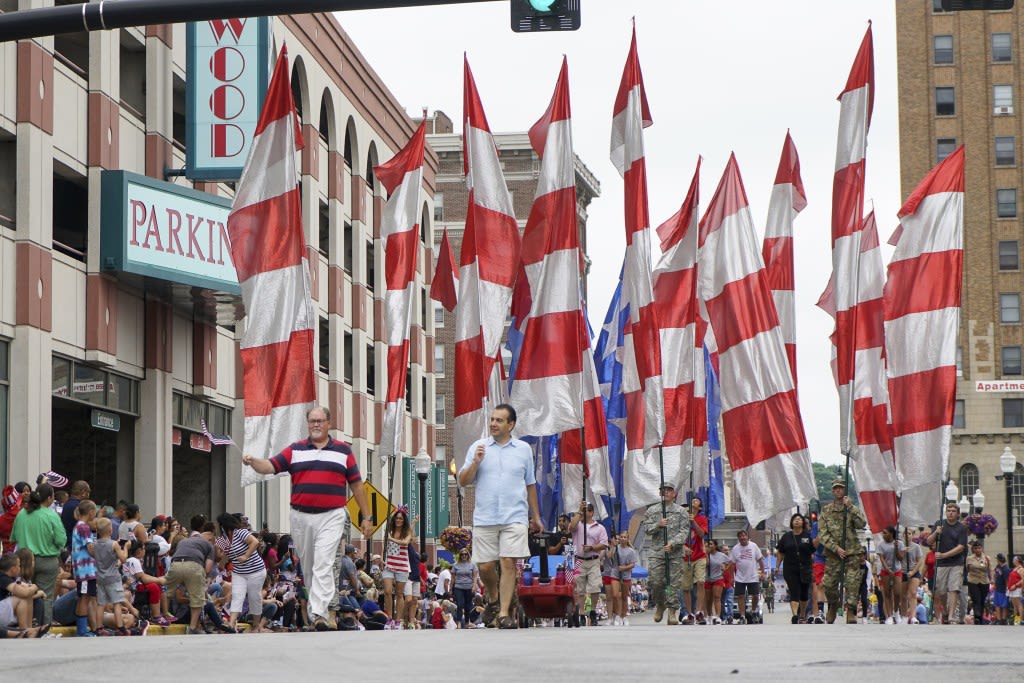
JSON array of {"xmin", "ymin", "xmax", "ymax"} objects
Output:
[{"xmin": 995, "ymin": 105, "xmax": 1014, "ymax": 115}]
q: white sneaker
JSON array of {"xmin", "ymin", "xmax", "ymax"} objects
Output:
[
  {"xmin": 885, "ymin": 617, "xmax": 894, "ymax": 624},
  {"xmin": 610, "ymin": 616, "xmax": 620, "ymax": 626},
  {"xmin": 711, "ymin": 616, "xmax": 722, "ymax": 625},
  {"xmin": 621, "ymin": 618, "xmax": 629, "ymax": 626}
]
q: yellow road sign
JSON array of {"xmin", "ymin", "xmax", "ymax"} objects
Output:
[{"xmin": 348, "ymin": 480, "xmax": 393, "ymax": 536}]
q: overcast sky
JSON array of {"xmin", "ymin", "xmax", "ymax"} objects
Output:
[{"xmin": 337, "ymin": 1, "xmax": 905, "ymax": 468}]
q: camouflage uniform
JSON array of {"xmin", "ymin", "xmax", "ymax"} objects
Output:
[
  {"xmin": 644, "ymin": 500, "xmax": 690, "ymax": 618},
  {"xmin": 818, "ymin": 496, "xmax": 866, "ymax": 616}
]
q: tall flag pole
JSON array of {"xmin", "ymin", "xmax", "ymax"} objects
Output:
[
  {"xmin": 229, "ymin": 46, "xmax": 316, "ymax": 485},
  {"xmin": 651, "ymin": 160, "xmax": 706, "ymax": 508},
  {"xmin": 823, "ymin": 23, "xmax": 874, "ymax": 465},
  {"xmin": 376, "ymin": 120, "xmax": 427, "ymax": 467},
  {"xmin": 762, "ymin": 132, "xmax": 806, "ymax": 391},
  {"xmin": 697, "ymin": 154, "xmax": 816, "ymax": 524},
  {"xmin": 430, "ymin": 227, "xmax": 459, "ymax": 313},
  {"xmin": 884, "ymin": 146, "xmax": 964, "ymax": 527},
  {"xmin": 841, "ymin": 211, "xmax": 899, "ymax": 533},
  {"xmin": 610, "ymin": 25, "xmax": 666, "ymax": 511},
  {"xmin": 452, "ymin": 56, "xmax": 521, "ymax": 471}
]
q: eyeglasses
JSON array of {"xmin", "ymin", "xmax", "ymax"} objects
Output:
[{"xmin": 308, "ymin": 419, "xmax": 328, "ymax": 425}]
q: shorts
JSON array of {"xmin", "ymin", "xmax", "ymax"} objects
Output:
[
  {"xmin": 602, "ymin": 575, "xmax": 614, "ymax": 586},
  {"xmin": 1009, "ymin": 588, "xmax": 1021, "ymax": 599},
  {"xmin": 471, "ymin": 523, "xmax": 530, "ymax": 563},
  {"xmin": 813, "ymin": 562, "xmax": 825, "ymax": 585},
  {"xmin": 574, "ymin": 558, "xmax": 602, "ymax": 595},
  {"xmin": 704, "ymin": 578, "xmax": 726, "ymax": 590},
  {"xmin": 682, "ymin": 558, "xmax": 707, "ymax": 590},
  {"xmin": 404, "ymin": 581, "xmax": 419, "ymax": 597},
  {"xmin": 76, "ymin": 579, "xmax": 98, "ymax": 597},
  {"xmin": 381, "ymin": 570, "xmax": 410, "ymax": 583},
  {"xmin": 0, "ymin": 597, "xmax": 14, "ymax": 627},
  {"xmin": 934, "ymin": 565, "xmax": 964, "ymax": 595},
  {"xmin": 903, "ymin": 572, "xmax": 922, "ymax": 582},
  {"xmin": 165, "ymin": 560, "xmax": 209, "ymax": 608},
  {"xmin": 993, "ymin": 591, "xmax": 1009, "ymax": 608},
  {"xmin": 734, "ymin": 581, "xmax": 760, "ymax": 597},
  {"xmin": 879, "ymin": 571, "xmax": 903, "ymax": 588},
  {"xmin": 97, "ymin": 578, "xmax": 126, "ymax": 606}
]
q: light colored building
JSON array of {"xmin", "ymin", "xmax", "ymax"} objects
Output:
[
  {"xmin": 0, "ymin": 9, "xmax": 440, "ymax": 536},
  {"xmin": 896, "ymin": 0, "xmax": 1024, "ymax": 554}
]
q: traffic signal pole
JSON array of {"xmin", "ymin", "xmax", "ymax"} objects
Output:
[{"xmin": 0, "ymin": 0, "xmax": 495, "ymax": 42}]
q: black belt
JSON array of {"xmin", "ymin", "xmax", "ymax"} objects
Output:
[
  {"xmin": 579, "ymin": 556, "xmax": 599, "ymax": 561},
  {"xmin": 291, "ymin": 504, "xmax": 335, "ymax": 514}
]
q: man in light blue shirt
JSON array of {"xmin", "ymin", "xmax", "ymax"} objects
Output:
[{"xmin": 458, "ymin": 403, "xmax": 543, "ymax": 629}]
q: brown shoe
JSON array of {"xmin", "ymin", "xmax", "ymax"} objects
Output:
[
  {"xmin": 667, "ymin": 612, "xmax": 679, "ymax": 626},
  {"xmin": 826, "ymin": 606, "xmax": 837, "ymax": 624},
  {"xmin": 483, "ymin": 599, "xmax": 500, "ymax": 628},
  {"xmin": 497, "ymin": 615, "xmax": 518, "ymax": 630},
  {"xmin": 845, "ymin": 611, "xmax": 857, "ymax": 624},
  {"xmin": 654, "ymin": 604, "xmax": 665, "ymax": 623}
]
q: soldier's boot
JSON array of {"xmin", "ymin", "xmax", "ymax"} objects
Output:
[
  {"xmin": 654, "ymin": 603, "xmax": 665, "ymax": 623},
  {"xmin": 667, "ymin": 611, "xmax": 679, "ymax": 626},
  {"xmin": 845, "ymin": 610, "xmax": 857, "ymax": 624},
  {"xmin": 826, "ymin": 605, "xmax": 837, "ymax": 624}
]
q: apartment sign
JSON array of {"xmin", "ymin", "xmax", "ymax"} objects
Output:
[
  {"xmin": 186, "ymin": 18, "xmax": 270, "ymax": 181},
  {"xmin": 100, "ymin": 170, "xmax": 238, "ymax": 293},
  {"xmin": 976, "ymin": 381, "xmax": 1024, "ymax": 393}
]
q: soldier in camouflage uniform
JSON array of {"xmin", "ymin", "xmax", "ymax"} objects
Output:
[
  {"xmin": 644, "ymin": 482, "xmax": 690, "ymax": 626},
  {"xmin": 818, "ymin": 478, "xmax": 866, "ymax": 624}
]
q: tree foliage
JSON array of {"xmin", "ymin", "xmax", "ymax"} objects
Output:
[{"xmin": 809, "ymin": 462, "xmax": 860, "ymax": 510}]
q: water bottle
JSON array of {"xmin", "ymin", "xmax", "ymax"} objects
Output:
[{"xmin": 522, "ymin": 570, "xmax": 534, "ymax": 586}]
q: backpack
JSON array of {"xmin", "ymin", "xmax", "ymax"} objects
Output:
[{"xmin": 142, "ymin": 541, "xmax": 163, "ymax": 577}]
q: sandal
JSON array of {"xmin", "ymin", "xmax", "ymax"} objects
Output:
[{"xmin": 497, "ymin": 616, "xmax": 517, "ymax": 630}]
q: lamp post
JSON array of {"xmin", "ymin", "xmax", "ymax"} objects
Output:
[
  {"xmin": 415, "ymin": 448, "xmax": 431, "ymax": 565},
  {"xmin": 973, "ymin": 489, "xmax": 985, "ymax": 514},
  {"xmin": 958, "ymin": 496, "xmax": 970, "ymax": 518},
  {"xmin": 449, "ymin": 457, "xmax": 463, "ymax": 527},
  {"xmin": 998, "ymin": 446, "xmax": 1017, "ymax": 560}
]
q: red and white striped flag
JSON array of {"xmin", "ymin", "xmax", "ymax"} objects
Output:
[
  {"xmin": 228, "ymin": 46, "xmax": 316, "ymax": 485},
  {"xmin": 507, "ymin": 58, "xmax": 611, "ymax": 507},
  {"xmin": 430, "ymin": 228, "xmax": 459, "ymax": 313},
  {"xmin": 375, "ymin": 121, "xmax": 427, "ymax": 463},
  {"xmin": 697, "ymin": 154, "xmax": 816, "ymax": 524},
  {"xmin": 630, "ymin": 160, "xmax": 706, "ymax": 510},
  {"xmin": 884, "ymin": 146, "xmax": 964, "ymax": 527},
  {"xmin": 453, "ymin": 57, "xmax": 521, "ymax": 469},
  {"xmin": 844, "ymin": 211, "xmax": 899, "ymax": 533},
  {"xmin": 610, "ymin": 27, "xmax": 665, "ymax": 500},
  {"xmin": 762, "ymin": 132, "xmax": 806, "ymax": 390},
  {"xmin": 823, "ymin": 24, "xmax": 874, "ymax": 457}
]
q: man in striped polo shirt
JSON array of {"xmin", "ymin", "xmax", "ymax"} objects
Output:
[{"xmin": 243, "ymin": 406, "xmax": 373, "ymax": 631}]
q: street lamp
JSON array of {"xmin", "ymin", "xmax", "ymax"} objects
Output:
[
  {"xmin": 415, "ymin": 448, "xmax": 431, "ymax": 565},
  {"xmin": 946, "ymin": 479, "xmax": 959, "ymax": 503},
  {"xmin": 449, "ymin": 457, "xmax": 463, "ymax": 527},
  {"xmin": 959, "ymin": 496, "xmax": 971, "ymax": 517},
  {"xmin": 973, "ymin": 488, "xmax": 985, "ymax": 514},
  {"xmin": 998, "ymin": 446, "xmax": 1018, "ymax": 560}
]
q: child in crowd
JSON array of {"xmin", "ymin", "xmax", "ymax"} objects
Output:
[
  {"xmin": 122, "ymin": 540, "xmax": 168, "ymax": 625},
  {"xmin": 93, "ymin": 517, "xmax": 129, "ymax": 634},
  {"xmin": 71, "ymin": 500, "xmax": 100, "ymax": 636},
  {"xmin": 0, "ymin": 552, "xmax": 45, "ymax": 629}
]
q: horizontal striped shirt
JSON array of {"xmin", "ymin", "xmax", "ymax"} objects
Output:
[
  {"xmin": 217, "ymin": 528, "xmax": 264, "ymax": 575},
  {"xmin": 270, "ymin": 437, "xmax": 362, "ymax": 512},
  {"xmin": 384, "ymin": 538, "xmax": 410, "ymax": 573}
]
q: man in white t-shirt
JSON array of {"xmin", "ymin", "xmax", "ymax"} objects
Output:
[
  {"xmin": 435, "ymin": 563, "xmax": 452, "ymax": 599},
  {"xmin": 730, "ymin": 529, "xmax": 765, "ymax": 624}
]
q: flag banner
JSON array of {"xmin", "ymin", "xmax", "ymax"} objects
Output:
[
  {"xmin": 228, "ymin": 46, "xmax": 315, "ymax": 486},
  {"xmin": 430, "ymin": 227, "xmax": 459, "ymax": 312},
  {"xmin": 700, "ymin": 346, "xmax": 726, "ymax": 530},
  {"xmin": 697, "ymin": 154, "xmax": 816, "ymax": 524},
  {"xmin": 376, "ymin": 121, "xmax": 427, "ymax": 463},
  {"xmin": 884, "ymin": 146, "xmax": 964, "ymax": 527},
  {"xmin": 762, "ymin": 132, "xmax": 806, "ymax": 391},
  {"xmin": 453, "ymin": 57, "xmax": 521, "ymax": 470},
  {"xmin": 201, "ymin": 419, "xmax": 235, "ymax": 447}
]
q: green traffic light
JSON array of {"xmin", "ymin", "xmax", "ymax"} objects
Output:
[{"xmin": 529, "ymin": 0, "xmax": 557, "ymax": 11}]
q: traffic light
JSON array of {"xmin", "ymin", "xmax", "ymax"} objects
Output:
[
  {"xmin": 510, "ymin": 0, "xmax": 581, "ymax": 33},
  {"xmin": 941, "ymin": 0, "xmax": 1014, "ymax": 9}
]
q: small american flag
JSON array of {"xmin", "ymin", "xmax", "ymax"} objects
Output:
[{"xmin": 201, "ymin": 419, "xmax": 235, "ymax": 447}]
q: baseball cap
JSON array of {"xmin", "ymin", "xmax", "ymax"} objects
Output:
[{"xmin": 345, "ymin": 544, "xmax": 356, "ymax": 554}]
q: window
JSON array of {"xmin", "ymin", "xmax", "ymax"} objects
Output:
[
  {"xmin": 343, "ymin": 222, "xmax": 353, "ymax": 273},
  {"xmin": 1001, "ymin": 293, "xmax": 1020, "ymax": 323},
  {"xmin": 170, "ymin": 391, "xmax": 230, "ymax": 435},
  {"xmin": 434, "ymin": 192, "xmax": 444, "ymax": 222},
  {"xmin": 365, "ymin": 243, "xmax": 375, "ymax": 293},
  {"xmin": 996, "ymin": 136, "xmax": 1016, "ymax": 166},
  {"xmin": 994, "ymin": 84, "xmax": 1014, "ymax": 109},
  {"xmin": 953, "ymin": 400, "xmax": 966, "ymax": 429},
  {"xmin": 999, "ymin": 240, "xmax": 1019, "ymax": 270},
  {"xmin": 434, "ymin": 301, "xmax": 445, "ymax": 326},
  {"xmin": 959, "ymin": 463, "xmax": 978, "ymax": 496},
  {"xmin": 365, "ymin": 344, "xmax": 376, "ymax": 396},
  {"xmin": 318, "ymin": 201, "xmax": 329, "ymax": 256},
  {"xmin": 934, "ymin": 35, "xmax": 954, "ymax": 64},
  {"xmin": 0, "ymin": 340, "xmax": 7, "ymax": 481},
  {"xmin": 1004, "ymin": 398, "xmax": 1024, "ymax": 427},
  {"xmin": 933, "ymin": 0, "xmax": 945, "ymax": 11},
  {"xmin": 1004, "ymin": 346, "xmax": 1022, "ymax": 375},
  {"xmin": 434, "ymin": 343, "xmax": 445, "ymax": 376},
  {"xmin": 319, "ymin": 317, "xmax": 330, "ymax": 374},
  {"xmin": 1012, "ymin": 464, "xmax": 1024, "ymax": 527},
  {"xmin": 993, "ymin": 32, "xmax": 1012, "ymax": 62},
  {"xmin": 51, "ymin": 357, "xmax": 139, "ymax": 414},
  {"xmin": 435, "ymin": 394, "xmax": 445, "ymax": 425},
  {"xmin": 936, "ymin": 87, "xmax": 955, "ymax": 116},
  {"xmin": 436, "ymin": 446, "xmax": 447, "ymax": 473},
  {"xmin": 343, "ymin": 331, "xmax": 353, "ymax": 385},
  {"xmin": 956, "ymin": 346, "xmax": 963, "ymax": 377},
  {"xmin": 937, "ymin": 138, "xmax": 957, "ymax": 164},
  {"xmin": 998, "ymin": 188, "xmax": 1018, "ymax": 218}
]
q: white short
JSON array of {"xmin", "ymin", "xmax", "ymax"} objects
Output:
[
  {"xmin": 1009, "ymin": 588, "xmax": 1022, "ymax": 599},
  {"xmin": 381, "ymin": 570, "xmax": 409, "ymax": 583},
  {"xmin": 471, "ymin": 523, "xmax": 530, "ymax": 563},
  {"xmin": 0, "ymin": 597, "xmax": 14, "ymax": 627},
  {"xmin": 404, "ymin": 581, "xmax": 419, "ymax": 597}
]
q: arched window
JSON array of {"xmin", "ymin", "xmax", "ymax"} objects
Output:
[
  {"xmin": 959, "ymin": 463, "xmax": 979, "ymax": 502},
  {"xmin": 1013, "ymin": 463, "xmax": 1024, "ymax": 527}
]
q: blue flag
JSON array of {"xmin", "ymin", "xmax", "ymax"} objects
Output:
[
  {"xmin": 595, "ymin": 267, "xmax": 631, "ymax": 532},
  {"xmin": 699, "ymin": 346, "xmax": 726, "ymax": 530}
]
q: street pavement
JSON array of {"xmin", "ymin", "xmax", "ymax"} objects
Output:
[{"xmin": 6, "ymin": 606, "xmax": 1023, "ymax": 681}]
